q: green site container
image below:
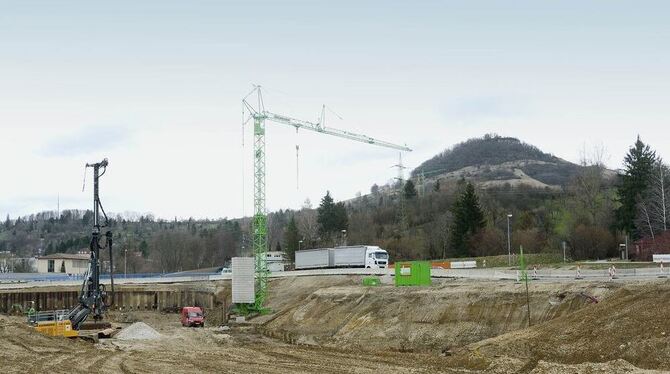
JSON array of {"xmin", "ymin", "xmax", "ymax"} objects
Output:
[
  {"xmin": 395, "ymin": 261, "xmax": 432, "ymax": 286},
  {"xmin": 362, "ymin": 276, "xmax": 381, "ymax": 286}
]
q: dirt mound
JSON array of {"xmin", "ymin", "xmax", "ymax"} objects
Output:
[
  {"xmin": 0, "ymin": 317, "xmax": 107, "ymax": 373},
  {"xmin": 446, "ymin": 281, "xmax": 670, "ymax": 372},
  {"xmin": 262, "ymin": 277, "xmax": 613, "ymax": 352},
  {"xmin": 116, "ymin": 321, "xmax": 161, "ymax": 340},
  {"xmin": 0, "ymin": 318, "xmax": 81, "ymax": 352}
]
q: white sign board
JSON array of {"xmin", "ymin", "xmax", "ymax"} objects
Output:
[
  {"xmin": 451, "ymin": 261, "xmax": 477, "ymax": 269},
  {"xmin": 653, "ymin": 254, "xmax": 670, "ymax": 263},
  {"xmin": 232, "ymin": 257, "xmax": 255, "ymax": 304}
]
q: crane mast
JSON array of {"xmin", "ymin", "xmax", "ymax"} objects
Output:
[{"xmin": 241, "ymin": 85, "xmax": 411, "ymax": 312}]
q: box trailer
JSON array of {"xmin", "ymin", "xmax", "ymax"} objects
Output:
[{"xmin": 295, "ymin": 248, "xmax": 330, "ymax": 269}]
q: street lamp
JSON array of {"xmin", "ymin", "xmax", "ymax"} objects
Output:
[
  {"xmin": 124, "ymin": 248, "xmax": 128, "ymax": 279},
  {"xmin": 341, "ymin": 230, "xmax": 347, "ymax": 246},
  {"xmin": 507, "ymin": 214, "xmax": 513, "ymax": 266},
  {"xmin": 298, "ymin": 239, "xmax": 303, "ymax": 252}
]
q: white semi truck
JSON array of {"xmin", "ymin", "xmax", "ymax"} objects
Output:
[{"xmin": 295, "ymin": 245, "xmax": 389, "ymax": 270}]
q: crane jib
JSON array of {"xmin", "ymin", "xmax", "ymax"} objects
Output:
[{"xmin": 240, "ymin": 85, "xmax": 411, "ymax": 313}]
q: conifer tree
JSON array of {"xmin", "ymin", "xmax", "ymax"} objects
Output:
[{"xmin": 449, "ymin": 182, "xmax": 486, "ymax": 256}]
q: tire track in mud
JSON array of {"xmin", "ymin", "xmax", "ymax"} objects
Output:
[
  {"xmin": 79, "ymin": 348, "xmax": 130, "ymax": 374},
  {"xmin": 247, "ymin": 344, "xmax": 454, "ymax": 374}
]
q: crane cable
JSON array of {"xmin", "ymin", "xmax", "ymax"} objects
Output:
[
  {"xmin": 241, "ymin": 100, "xmax": 247, "ymax": 255},
  {"xmin": 81, "ymin": 164, "xmax": 88, "ymax": 192}
]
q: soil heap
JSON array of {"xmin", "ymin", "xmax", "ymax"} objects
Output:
[{"xmin": 115, "ymin": 321, "xmax": 161, "ymax": 340}]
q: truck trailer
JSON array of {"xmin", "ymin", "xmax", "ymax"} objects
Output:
[
  {"xmin": 295, "ymin": 245, "xmax": 389, "ymax": 270},
  {"xmin": 294, "ymin": 248, "xmax": 330, "ymax": 269}
]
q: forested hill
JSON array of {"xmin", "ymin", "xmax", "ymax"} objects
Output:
[{"xmin": 411, "ymin": 134, "xmax": 583, "ymax": 188}]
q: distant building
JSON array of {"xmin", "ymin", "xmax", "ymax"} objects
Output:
[
  {"xmin": 36, "ymin": 253, "xmax": 89, "ymax": 275},
  {"xmin": 266, "ymin": 251, "xmax": 288, "ymax": 272},
  {"xmin": 634, "ymin": 231, "xmax": 670, "ymax": 261}
]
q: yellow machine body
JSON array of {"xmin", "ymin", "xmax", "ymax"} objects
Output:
[{"xmin": 34, "ymin": 320, "xmax": 79, "ymax": 338}]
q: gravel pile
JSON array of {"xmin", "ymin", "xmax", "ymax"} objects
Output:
[{"xmin": 115, "ymin": 322, "xmax": 161, "ymax": 340}]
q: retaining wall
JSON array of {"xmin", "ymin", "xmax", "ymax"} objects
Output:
[{"xmin": 0, "ymin": 285, "xmax": 225, "ymax": 314}]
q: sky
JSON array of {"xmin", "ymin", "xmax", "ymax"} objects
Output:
[{"xmin": 1, "ymin": 0, "xmax": 669, "ymax": 220}]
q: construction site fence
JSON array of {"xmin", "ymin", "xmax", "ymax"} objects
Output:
[{"xmin": 0, "ymin": 272, "xmax": 192, "ymax": 283}]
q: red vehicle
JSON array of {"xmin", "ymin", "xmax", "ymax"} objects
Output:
[{"xmin": 180, "ymin": 307, "xmax": 205, "ymax": 327}]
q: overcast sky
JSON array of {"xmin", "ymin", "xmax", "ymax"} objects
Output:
[{"xmin": 1, "ymin": 1, "xmax": 669, "ymax": 220}]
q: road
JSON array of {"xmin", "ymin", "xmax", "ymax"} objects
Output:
[{"xmin": 1, "ymin": 265, "xmax": 668, "ymax": 290}]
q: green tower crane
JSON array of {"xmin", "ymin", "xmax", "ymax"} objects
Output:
[{"xmin": 241, "ymin": 85, "xmax": 411, "ymax": 313}]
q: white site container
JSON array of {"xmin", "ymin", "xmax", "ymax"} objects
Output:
[{"xmin": 232, "ymin": 257, "xmax": 255, "ymax": 304}]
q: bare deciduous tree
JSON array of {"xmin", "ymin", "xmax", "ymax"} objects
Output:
[
  {"xmin": 637, "ymin": 160, "xmax": 670, "ymax": 239},
  {"xmin": 571, "ymin": 143, "xmax": 612, "ymax": 226},
  {"xmin": 296, "ymin": 209, "xmax": 318, "ymax": 248}
]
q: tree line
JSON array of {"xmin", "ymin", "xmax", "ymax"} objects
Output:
[{"xmin": 2, "ymin": 135, "xmax": 668, "ymax": 272}]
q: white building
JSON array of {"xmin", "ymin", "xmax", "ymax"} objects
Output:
[
  {"xmin": 36, "ymin": 253, "xmax": 89, "ymax": 275},
  {"xmin": 266, "ymin": 251, "xmax": 288, "ymax": 272}
]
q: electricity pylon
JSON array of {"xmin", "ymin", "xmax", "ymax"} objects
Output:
[
  {"xmin": 392, "ymin": 153, "xmax": 409, "ymax": 234},
  {"xmin": 242, "ymin": 85, "xmax": 411, "ymax": 312}
]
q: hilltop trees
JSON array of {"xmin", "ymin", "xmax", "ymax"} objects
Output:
[
  {"xmin": 449, "ymin": 182, "xmax": 486, "ymax": 257},
  {"xmin": 413, "ymin": 134, "xmax": 558, "ymax": 178}
]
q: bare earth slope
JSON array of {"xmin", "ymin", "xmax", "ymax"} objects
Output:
[
  {"xmin": 446, "ymin": 281, "xmax": 670, "ymax": 372},
  {"xmin": 262, "ymin": 276, "xmax": 616, "ymax": 352}
]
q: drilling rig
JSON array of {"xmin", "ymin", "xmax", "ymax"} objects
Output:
[
  {"xmin": 31, "ymin": 159, "xmax": 115, "ymax": 337},
  {"xmin": 240, "ymin": 86, "xmax": 411, "ymax": 313}
]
